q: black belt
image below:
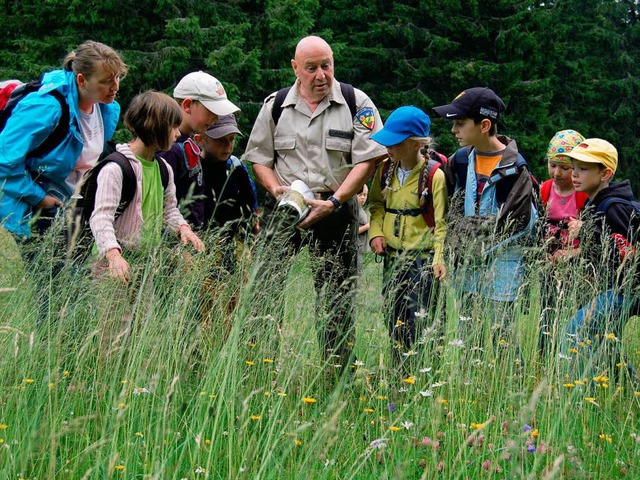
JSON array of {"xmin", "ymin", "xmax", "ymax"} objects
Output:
[{"xmin": 385, "ymin": 207, "xmax": 422, "ymax": 217}]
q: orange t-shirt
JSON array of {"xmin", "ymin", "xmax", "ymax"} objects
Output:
[{"xmin": 474, "ymin": 151, "xmax": 504, "ymax": 201}]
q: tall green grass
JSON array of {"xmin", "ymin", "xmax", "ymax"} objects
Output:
[{"xmin": 0, "ymin": 225, "xmax": 639, "ymax": 479}]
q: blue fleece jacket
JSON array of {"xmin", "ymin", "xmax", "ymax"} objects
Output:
[{"xmin": 0, "ymin": 69, "xmax": 120, "ymax": 238}]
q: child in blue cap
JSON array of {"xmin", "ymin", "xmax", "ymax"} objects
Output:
[{"xmin": 369, "ymin": 105, "xmax": 448, "ymax": 371}]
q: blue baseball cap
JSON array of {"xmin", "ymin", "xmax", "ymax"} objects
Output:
[{"xmin": 371, "ymin": 106, "xmax": 431, "ymax": 147}]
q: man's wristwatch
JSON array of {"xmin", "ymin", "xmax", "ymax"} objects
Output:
[{"xmin": 327, "ymin": 195, "xmax": 342, "ymax": 213}]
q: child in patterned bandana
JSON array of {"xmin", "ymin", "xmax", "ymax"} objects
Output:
[
  {"xmin": 538, "ymin": 130, "xmax": 589, "ymax": 355},
  {"xmin": 541, "ymin": 130, "xmax": 589, "ymax": 259}
]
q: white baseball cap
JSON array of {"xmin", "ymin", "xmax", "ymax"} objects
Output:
[{"xmin": 173, "ymin": 71, "xmax": 240, "ymax": 116}]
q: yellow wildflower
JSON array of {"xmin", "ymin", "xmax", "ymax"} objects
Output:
[
  {"xmin": 23, "ymin": 378, "xmax": 34, "ymax": 384},
  {"xmin": 277, "ymin": 392, "xmax": 287, "ymax": 397},
  {"xmin": 114, "ymin": 465, "xmax": 125, "ymax": 471},
  {"xmin": 563, "ymin": 383, "xmax": 575, "ymax": 388},
  {"xmin": 0, "ymin": 424, "xmax": 7, "ymax": 430},
  {"xmin": 569, "ymin": 348, "xmax": 578, "ymax": 354},
  {"xmin": 403, "ymin": 376, "xmax": 416, "ymax": 384},
  {"xmin": 246, "ymin": 361, "xmax": 255, "ymax": 366},
  {"xmin": 389, "ymin": 426, "xmax": 401, "ymax": 432},
  {"xmin": 302, "ymin": 397, "xmax": 317, "ymax": 404},
  {"xmin": 295, "ymin": 439, "xmax": 302, "ymax": 446},
  {"xmin": 531, "ymin": 429, "xmax": 539, "ymax": 438},
  {"xmin": 263, "ymin": 358, "xmax": 273, "ymax": 363},
  {"xmin": 250, "ymin": 415, "xmax": 261, "ymax": 421},
  {"xmin": 364, "ymin": 408, "xmax": 374, "ymax": 413}
]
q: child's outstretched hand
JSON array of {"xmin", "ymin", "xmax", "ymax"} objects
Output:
[
  {"xmin": 106, "ymin": 248, "xmax": 130, "ymax": 284},
  {"xmin": 179, "ymin": 225, "xmax": 205, "ymax": 253}
]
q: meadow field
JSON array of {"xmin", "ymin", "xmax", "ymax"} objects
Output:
[{"xmin": 0, "ymin": 226, "xmax": 639, "ymax": 479}]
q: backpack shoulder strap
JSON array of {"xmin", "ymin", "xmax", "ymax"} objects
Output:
[
  {"xmin": 380, "ymin": 159, "xmax": 393, "ymax": 191},
  {"xmin": 271, "ymin": 87, "xmax": 292, "ymax": 126},
  {"xmin": 104, "ymin": 152, "xmax": 137, "ymax": 217},
  {"xmin": 596, "ymin": 197, "xmax": 630, "ymax": 215},
  {"xmin": 540, "ymin": 180, "xmax": 552, "ymax": 204},
  {"xmin": 418, "ymin": 157, "xmax": 442, "ymax": 229},
  {"xmin": 452, "ymin": 147, "xmax": 470, "ymax": 189},
  {"xmin": 340, "ymin": 83, "xmax": 357, "ymax": 119},
  {"xmin": 30, "ymin": 89, "xmax": 70, "ymax": 158}
]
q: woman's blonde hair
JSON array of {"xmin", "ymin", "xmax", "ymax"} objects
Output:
[
  {"xmin": 124, "ymin": 91, "xmax": 182, "ymax": 151},
  {"xmin": 63, "ymin": 40, "xmax": 128, "ymax": 79}
]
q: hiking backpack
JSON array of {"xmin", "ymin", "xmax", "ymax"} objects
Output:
[
  {"xmin": 595, "ymin": 197, "xmax": 640, "ymax": 261},
  {"xmin": 0, "ymin": 78, "xmax": 70, "ymax": 158},
  {"xmin": 72, "ymin": 151, "xmax": 169, "ymax": 236},
  {"xmin": 449, "ymin": 146, "xmax": 540, "ymax": 203},
  {"xmin": 379, "ymin": 150, "xmax": 448, "ymax": 230}
]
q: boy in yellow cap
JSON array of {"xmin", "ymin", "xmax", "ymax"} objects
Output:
[{"xmin": 561, "ymin": 138, "xmax": 638, "ymax": 381}]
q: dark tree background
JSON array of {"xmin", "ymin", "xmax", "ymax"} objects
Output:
[{"xmin": 1, "ymin": 0, "xmax": 638, "ymax": 188}]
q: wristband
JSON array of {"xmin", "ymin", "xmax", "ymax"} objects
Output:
[{"xmin": 327, "ymin": 195, "xmax": 342, "ymax": 213}]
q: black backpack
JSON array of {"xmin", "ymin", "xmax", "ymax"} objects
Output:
[
  {"xmin": 0, "ymin": 78, "xmax": 70, "ymax": 158},
  {"xmin": 70, "ymin": 151, "xmax": 169, "ymax": 247}
]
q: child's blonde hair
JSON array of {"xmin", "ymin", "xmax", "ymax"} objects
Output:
[
  {"xmin": 381, "ymin": 136, "xmax": 435, "ymax": 202},
  {"xmin": 124, "ymin": 91, "xmax": 182, "ymax": 151}
]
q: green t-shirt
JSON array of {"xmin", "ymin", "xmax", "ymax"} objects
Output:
[{"xmin": 136, "ymin": 155, "xmax": 164, "ymax": 247}]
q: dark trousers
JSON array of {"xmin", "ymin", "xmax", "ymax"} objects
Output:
[
  {"xmin": 257, "ymin": 194, "xmax": 358, "ymax": 372},
  {"xmin": 14, "ymin": 207, "xmax": 67, "ymax": 327},
  {"xmin": 382, "ymin": 251, "xmax": 439, "ymax": 367}
]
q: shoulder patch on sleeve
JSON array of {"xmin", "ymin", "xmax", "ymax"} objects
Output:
[{"xmin": 355, "ymin": 107, "xmax": 375, "ymax": 130}]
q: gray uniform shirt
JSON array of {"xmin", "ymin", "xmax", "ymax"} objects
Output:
[{"xmin": 244, "ymin": 80, "xmax": 387, "ymax": 193}]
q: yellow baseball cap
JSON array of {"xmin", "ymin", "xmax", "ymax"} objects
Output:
[{"xmin": 564, "ymin": 138, "xmax": 618, "ymax": 174}]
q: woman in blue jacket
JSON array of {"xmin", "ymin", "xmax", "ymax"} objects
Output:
[{"xmin": 0, "ymin": 40, "xmax": 127, "ymax": 239}]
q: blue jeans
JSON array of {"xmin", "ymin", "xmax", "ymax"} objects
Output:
[{"xmin": 560, "ymin": 290, "xmax": 636, "ymax": 380}]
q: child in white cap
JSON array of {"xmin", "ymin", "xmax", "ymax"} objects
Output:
[{"xmin": 160, "ymin": 71, "xmax": 240, "ymax": 228}]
